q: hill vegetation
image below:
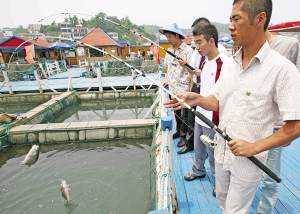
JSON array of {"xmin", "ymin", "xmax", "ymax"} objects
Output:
[{"xmin": 38, "ymin": 13, "xmax": 156, "ymax": 45}]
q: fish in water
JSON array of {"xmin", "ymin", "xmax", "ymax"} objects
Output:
[
  {"xmin": 60, "ymin": 179, "xmax": 71, "ymax": 204},
  {"xmin": 20, "ymin": 145, "xmax": 40, "ymax": 166}
]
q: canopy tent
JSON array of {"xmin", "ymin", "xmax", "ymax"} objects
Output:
[{"xmin": 268, "ymin": 21, "xmax": 300, "ymax": 32}]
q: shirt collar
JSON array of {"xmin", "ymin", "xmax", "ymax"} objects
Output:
[
  {"xmin": 170, "ymin": 41, "xmax": 185, "ymax": 51},
  {"xmin": 233, "ymin": 41, "xmax": 271, "ymax": 65}
]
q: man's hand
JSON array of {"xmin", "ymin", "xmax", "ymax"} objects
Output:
[
  {"xmin": 178, "ymin": 57, "xmax": 187, "ymax": 67},
  {"xmin": 227, "ymin": 139, "xmax": 257, "ymax": 157},
  {"xmin": 162, "ymin": 81, "xmax": 168, "ymax": 87},
  {"xmin": 163, "ymin": 92, "xmax": 201, "ymax": 111},
  {"xmin": 193, "ymin": 69, "xmax": 202, "ymax": 76}
]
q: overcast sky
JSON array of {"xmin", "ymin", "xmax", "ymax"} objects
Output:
[{"xmin": 1, "ymin": 0, "xmax": 299, "ymax": 30}]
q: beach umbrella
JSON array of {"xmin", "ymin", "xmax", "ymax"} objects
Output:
[
  {"xmin": 47, "ymin": 42, "xmax": 71, "ymax": 61},
  {"xmin": 218, "ymin": 35, "xmax": 232, "ymax": 43},
  {"xmin": 46, "ymin": 42, "xmax": 71, "ymax": 49}
]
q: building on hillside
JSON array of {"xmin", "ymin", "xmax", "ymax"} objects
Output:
[
  {"xmin": 108, "ymin": 32, "xmax": 118, "ymax": 40},
  {"xmin": 106, "ymin": 16, "xmax": 118, "ymax": 20},
  {"xmin": 71, "ymin": 25, "xmax": 88, "ymax": 41},
  {"xmin": 19, "ymin": 32, "xmax": 45, "ymax": 39},
  {"xmin": 59, "ymin": 21, "xmax": 73, "ymax": 40},
  {"xmin": 2, "ymin": 28, "xmax": 13, "ymax": 37},
  {"xmin": 69, "ymin": 27, "xmax": 129, "ymax": 65},
  {"xmin": 0, "ymin": 36, "xmax": 51, "ymax": 63},
  {"xmin": 27, "ymin": 24, "xmax": 42, "ymax": 34}
]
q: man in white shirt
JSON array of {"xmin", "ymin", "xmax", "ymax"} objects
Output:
[
  {"xmin": 183, "ymin": 24, "xmax": 228, "ymax": 186},
  {"xmin": 177, "ymin": 17, "xmax": 228, "ymax": 156},
  {"xmin": 257, "ymin": 30, "xmax": 300, "ymax": 214},
  {"xmin": 160, "ymin": 23, "xmax": 194, "ymax": 147},
  {"xmin": 164, "ymin": 0, "xmax": 300, "ymax": 213}
]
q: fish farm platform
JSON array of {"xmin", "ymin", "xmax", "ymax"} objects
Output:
[
  {"xmin": 173, "ymin": 134, "xmax": 300, "ymax": 214},
  {"xmin": 0, "ymin": 68, "xmax": 159, "ymax": 93},
  {"xmin": 1, "ymin": 68, "xmax": 300, "ymax": 213}
]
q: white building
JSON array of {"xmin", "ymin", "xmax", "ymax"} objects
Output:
[
  {"xmin": 27, "ymin": 24, "xmax": 42, "ymax": 33},
  {"xmin": 59, "ymin": 22, "xmax": 72, "ymax": 39},
  {"xmin": 71, "ymin": 25, "xmax": 88, "ymax": 41},
  {"xmin": 108, "ymin": 32, "xmax": 118, "ymax": 40},
  {"xmin": 2, "ymin": 28, "xmax": 13, "ymax": 37}
]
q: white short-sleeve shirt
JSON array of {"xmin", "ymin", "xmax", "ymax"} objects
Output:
[{"xmin": 211, "ymin": 41, "xmax": 300, "ymax": 182}]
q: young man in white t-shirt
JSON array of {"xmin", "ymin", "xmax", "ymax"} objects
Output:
[{"xmin": 182, "ymin": 24, "xmax": 228, "ymax": 188}]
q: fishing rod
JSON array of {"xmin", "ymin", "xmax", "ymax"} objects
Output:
[
  {"xmin": 95, "ymin": 16, "xmax": 196, "ymax": 71},
  {"xmin": 39, "ymin": 36, "xmax": 281, "ymax": 183}
]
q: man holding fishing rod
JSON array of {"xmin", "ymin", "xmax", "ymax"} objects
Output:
[
  {"xmin": 160, "ymin": 23, "xmax": 194, "ymax": 148},
  {"xmin": 164, "ymin": 0, "xmax": 300, "ymax": 213}
]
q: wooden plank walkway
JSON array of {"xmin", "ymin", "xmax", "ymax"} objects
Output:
[{"xmin": 173, "ymin": 135, "xmax": 300, "ymax": 213}]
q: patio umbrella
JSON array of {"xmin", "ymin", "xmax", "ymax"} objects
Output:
[
  {"xmin": 46, "ymin": 42, "xmax": 71, "ymax": 61},
  {"xmin": 46, "ymin": 42, "xmax": 71, "ymax": 49},
  {"xmin": 218, "ymin": 35, "xmax": 232, "ymax": 43}
]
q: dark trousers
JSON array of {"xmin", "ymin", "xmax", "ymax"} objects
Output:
[
  {"xmin": 174, "ymin": 108, "xmax": 188, "ymax": 139},
  {"xmin": 185, "ymin": 82, "xmax": 200, "ymax": 149}
]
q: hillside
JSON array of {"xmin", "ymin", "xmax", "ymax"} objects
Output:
[{"xmin": 39, "ymin": 13, "xmax": 156, "ymax": 45}]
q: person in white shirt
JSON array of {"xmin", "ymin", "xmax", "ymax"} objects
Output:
[
  {"xmin": 160, "ymin": 23, "xmax": 194, "ymax": 147},
  {"xmin": 164, "ymin": 0, "xmax": 300, "ymax": 213},
  {"xmin": 177, "ymin": 17, "xmax": 228, "ymax": 157},
  {"xmin": 182, "ymin": 24, "xmax": 228, "ymax": 187},
  {"xmin": 257, "ymin": 30, "xmax": 300, "ymax": 214}
]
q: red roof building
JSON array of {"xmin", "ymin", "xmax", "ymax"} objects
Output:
[
  {"xmin": 69, "ymin": 27, "xmax": 128, "ymax": 64},
  {"xmin": 0, "ymin": 36, "xmax": 51, "ymax": 63}
]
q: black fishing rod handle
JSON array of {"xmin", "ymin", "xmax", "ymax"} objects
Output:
[
  {"xmin": 248, "ymin": 156, "xmax": 281, "ymax": 183},
  {"xmin": 165, "ymin": 50, "xmax": 195, "ymax": 71},
  {"xmin": 193, "ymin": 110, "xmax": 282, "ymax": 183}
]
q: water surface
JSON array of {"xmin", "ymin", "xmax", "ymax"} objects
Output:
[{"xmin": 0, "ymin": 139, "xmax": 151, "ymax": 214}]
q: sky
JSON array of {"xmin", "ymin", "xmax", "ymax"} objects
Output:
[{"xmin": 0, "ymin": 0, "xmax": 299, "ymax": 30}]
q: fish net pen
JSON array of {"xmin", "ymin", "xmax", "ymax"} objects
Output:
[
  {"xmin": 0, "ymin": 61, "xmax": 67, "ymax": 81},
  {"xmin": 0, "ymin": 90, "xmax": 160, "ymax": 148}
]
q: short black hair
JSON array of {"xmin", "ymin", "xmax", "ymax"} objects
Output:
[
  {"xmin": 193, "ymin": 24, "xmax": 219, "ymax": 48},
  {"xmin": 233, "ymin": 0, "xmax": 272, "ymax": 31},
  {"xmin": 191, "ymin": 17, "xmax": 211, "ymax": 27},
  {"xmin": 163, "ymin": 30, "xmax": 184, "ymax": 40}
]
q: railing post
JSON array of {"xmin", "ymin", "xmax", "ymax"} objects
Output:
[
  {"xmin": 1, "ymin": 67, "xmax": 13, "ymax": 94},
  {"xmin": 131, "ymin": 63, "xmax": 136, "ymax": 90},
  {"xmin": 33, "ymin": 67, "xmax": 43, "ymax": 93},
  {"xmin": 96, "ymin": 64, "xmax": 103, "ymax": 93},
  {"xmin": 67, "ymin": 66, "xmax": 73, "ymax": 91},
  {"xmin": 38, "ymin": 62, "xmax": 48, "ymax": 78}
]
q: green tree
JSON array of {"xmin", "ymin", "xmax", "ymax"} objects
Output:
[{"xmin": 13, "ymin": 25, "xmax": 29, "ymax": 35}]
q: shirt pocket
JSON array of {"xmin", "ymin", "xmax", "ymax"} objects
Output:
[{"xmin": 243, "ymin": 92, "xmax": 269, "ymax": 124}]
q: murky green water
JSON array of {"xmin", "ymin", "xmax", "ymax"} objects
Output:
[
  {"xmin": 0, "ymin": 139, "xmax": 151, "ymax": 214},
  {"xmin": 49, "ymin": 98, "xmax": 154, "ymax": 123}
]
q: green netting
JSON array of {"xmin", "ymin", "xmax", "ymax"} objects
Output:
[
  {"xmin": 0, "ymin": 90, "xmax": 160, "ymax": 142},
  {"xmin": 0, "ymin": 61, "xmax": 67, "ymax": 81},
  {"xmin": 95, "ymin": 58, "xmax": 160, "ymax": 77}
]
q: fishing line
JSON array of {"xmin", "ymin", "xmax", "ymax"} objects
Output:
[
  {"xmin": 38, "ymin": 36, "xmax": 281, "ymax": 183},
  {"xmin": 174, "ymin": 113, "xmax": 194, "ymax": 132}
]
